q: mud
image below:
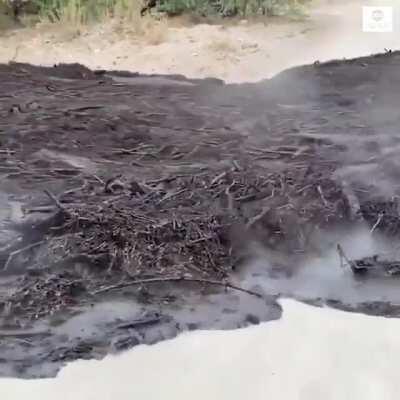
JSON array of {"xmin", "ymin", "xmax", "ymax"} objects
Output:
[{"xmin": 1, "ymin": 51, "xmax": 400, "ymax": 378}]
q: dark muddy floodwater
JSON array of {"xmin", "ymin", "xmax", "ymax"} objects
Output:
[{"xmin": 2, "ymin": 51, "xmax": 400, "ymax": 377}]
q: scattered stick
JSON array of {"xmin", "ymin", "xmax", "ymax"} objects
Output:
[
  {"xmin": 91, "ymin": 276, "xmax": 264, "ymax": 298},
  {"xmin": 225, "ymin": 182, "xmax": 236, "ymax": 213},
  {"xmin": 211, "ymin": 171, "xmax": 228, "ymax": 186},
  {"xmin": 246, "ymin": 206, "xmax": 272, "ymax": 230},
  {"xmin": 60, "ymin": 180, "xmax": 88, "ymax": 197},
  {"xmin": 102, "ymin": 193, "xmax": 126, "ymax": 205},
  {"xmin": 341, "ymin": 181, "xmax": 361, "ymax": 221},
  {"xmin": 337, "ymin": 244, "xmax": 350, "ymax": 269},
  {"xmin": 146, "ymin": 175, "xmax": 185, "ymax": 186},
  {"xmin": 43, "ymin": 189, "xmax": 65, "ymax": 211},
  {"xmin": 23, "ymin": 206, "xmax": 57, "ymax": 214},
  {"xmin": 370, "ymin": 212, "xmax": 384, "ymax": 234},
  {"xmin": 158, "ymin": 189, "xmax": 187, "ymax": 205},
  {"xmin": 231, "ymin": 160, "xmax": 242, "ymax": 171},
  {"xmin": 0, "ymin": 329, "xmax": 50, "ymax": 338},
  {"xmin": 104, "ymin": 175, "xmax": 124, "ymax": 193},
  {"xmin": 249, "ymin": 146, "xmax": 294, "ymax": 156},
  {"xmin": 317, "ymin": 185, "xmax": 328, "ymax": 206},
  {"xmin": 65, "ymin": 106, "xmax": 104, "ymax": 113},
  {"xmin": 337, "ymin": 244, "xmax": 360, "ymax": 273},
  {"xmin": 90, "ymin": 175, "xmax": 105, "ymax": 185},
  {"xmin": 236, "ymin": 190, "xmax": 273, "ymax": 203},
  {"xmin": 3, "ymin": 241, "xmax": 45, "ymax": 271},
  {"xmin": 111, "ymin": 147, "xmax": 138, "ymax": 155},
  {"xmin": 117, "ymin": 315, "xmax": 162, "ymax": 330},
  {"xmin": 187, "ymin": 235, "xmax": 215, "ymax": 246}
]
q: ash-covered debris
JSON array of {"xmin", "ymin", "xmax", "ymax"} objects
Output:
[
  {"xmin": 0, "ymin": 271, "xmax": 87, "ymax": 320},
  {"xmin": 359, "ymin": 197, "xmax": 400, "ymax": 236},
  {"xmin": 0, "ymin": 163, "xmax": 355, "ymax": 320},
  {"xmin": 338, "ymin": 243, "xmax": 400, "ymax": 279},
  {"xmin": 349, "ymin": 254, "xmax": 400, "ymax": 277}
]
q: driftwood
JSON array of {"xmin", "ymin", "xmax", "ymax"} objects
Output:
[
  {"xmin": 117, "ymin": 314, "xmax": 163, "ymax": 329},
  {"xmin": 337, "ymin": 244, "xmax": 400, "ymax": 277},
  {"xmin": 92, "ymin": 276, "xmax": 264, "ymax": 298},
  {"xmin": 3, "ymin": 241, "xmax": 45, "ymax": 271},
  {"xmin": 43, "ymin": 189, "xmax": 66, "ymax": 212}
]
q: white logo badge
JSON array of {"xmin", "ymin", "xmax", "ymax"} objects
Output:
[{"xmin": 362, "ymin": 6, "xmax": 393, "ymax": 32}]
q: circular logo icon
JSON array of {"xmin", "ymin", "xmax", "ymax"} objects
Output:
[{"xmin": 372, "ymin": 9, "xmax": 384, "ymax": 22}]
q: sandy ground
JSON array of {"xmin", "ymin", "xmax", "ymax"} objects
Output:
[
  {"xmin": 0, "ymin": 0, "xmax": 399, "ymax": 82},
  {"xmin": 2, "ymin": 298, "xmax": 400, "ymax": 399}
]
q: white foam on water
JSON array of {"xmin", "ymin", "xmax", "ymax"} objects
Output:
[
  {"xmin": 241, "ymin": 228, "xmax": 400, "ymax": 304},
  {"xmin": 1, "ymin": 298, "xmax": 400, "ymax": 399}
]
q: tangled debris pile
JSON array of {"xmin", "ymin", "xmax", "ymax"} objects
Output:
[
  {"xmin": 335, "ymin": 197, "xmax": 400, "ymax": 278},
  {"xmin": 338, "ymin": 241, "xmax": 400, "ymax": 278},
  {"xmin": 5, "ymin": 169, "xmax": 400, "ymax": 319},
  {"xmin": 2, "ymin": 54, "xmax": 400, "ymax": 324},
  {"xmin": 1, "ymin": 161, "xmax": 354, "ymax": 319}
]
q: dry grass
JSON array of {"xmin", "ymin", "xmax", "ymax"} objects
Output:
[
  {"xmin": 207, "ymin": 37, "xmax": 237, "ymax": 54},
  {"xmin": 142, "ymin": 19, "xmax": 168, "ymax": 45},
  {"xmin": 37, "ymin": 0, "xmax": 144, "ymax": 26},
  {"xmin": 110, "ymin": 14, "xmax": 169, "ymax": 45},
  {"xmin": 30, "ymin": 0, "xmax": 169, "ymax": 45}
]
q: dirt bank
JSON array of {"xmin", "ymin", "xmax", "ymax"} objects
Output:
[{"xmin": 0, "ymin": 0, "xmax": 399, "ymax": 83}]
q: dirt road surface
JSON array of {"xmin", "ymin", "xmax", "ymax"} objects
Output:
[{"xmin": 0, "ymin": 0, "xmax": 399, "ymax": 82}]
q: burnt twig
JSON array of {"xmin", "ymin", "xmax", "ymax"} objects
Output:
[
  {"xmin": 158, "ymin": 189, "xmax": 187, "ymax": 205},
  {"xmin": 91, "ymin": 276, "xmax": 263, "ymax": 298},
  {"xmin": 337, "ymin": 244, "xmax": 350, "ymax": 269},
  {"xmin": 317, "ymin": 185, "xmax": 328, "ymax": 207},
  {"xmin": 211, "ymin": 171, "xmax": 228, "ymax": 186},
  {"xmin": 3, "ymin": 241, "xmax": 45, "ymax": 271},
  {"xmin": 43, "ymin": 189, "xmax": 65, "ymax": 211},
  {"xmin": 225, "ymin": 182, "xmax": 236, "ymax": 213},
  {"xmin": 370, "ymin": 212, "xmax": 384, "ymax": 234}
]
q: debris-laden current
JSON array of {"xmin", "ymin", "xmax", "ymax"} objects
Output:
[{"xmin": 1, "ymin": 52, "xmax": 400, "ymax": 377}]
